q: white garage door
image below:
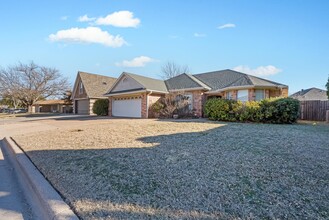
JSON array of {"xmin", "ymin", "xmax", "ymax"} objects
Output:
[
  {"xmin": 112, "ymin": 98, "xmax": 141, "ymax": 118},
  {"xmin": 77, "ymin": 100, "xmax": 89, "ymax": 114}
]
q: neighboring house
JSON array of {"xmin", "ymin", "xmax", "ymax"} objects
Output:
[
  {"xmin": 72, "ymin": 71, "xmax": 116, "ymax": 114},
  {"xmin": 105, "ymin": 69, "xmax": 288, "ymax": 118},
  {"xmin": 32, "ymin": 100, "xmax": 72, "ymax": 113},
  {"xmin": 290, "ymin": 87, "xmax": 328, "ymax": 101},
  {"xmin": 105, "ymin": 72, "xmax": 168, "ymax": 118}
]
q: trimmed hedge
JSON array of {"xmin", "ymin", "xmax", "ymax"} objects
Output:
[
  {"xmin": 92, "ymin": 99, "xmax": 109, "ymax": 116},
  {"xmin": 204, "ymin": 97, "xmax": 299, "ymax": 124}
]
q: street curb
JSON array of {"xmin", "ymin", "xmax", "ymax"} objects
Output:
[{"xmin": 2, "ymin": 137, "xmax": 79, "ymax": 220}]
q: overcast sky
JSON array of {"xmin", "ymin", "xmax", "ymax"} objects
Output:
[{"xmin": 1, "ymin": 0, "xmax": 328, "ymax": 94}]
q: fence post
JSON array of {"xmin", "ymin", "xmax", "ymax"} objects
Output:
[{"xmin": 326, "ymin": 110, "xmax": 329, "ymax": 123}]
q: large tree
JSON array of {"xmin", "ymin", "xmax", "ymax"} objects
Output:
[
  {"xmin": 161, "ymin": 61, "xmax": 190, "ymax": 79},
  {"xmin": 0, "ymin": 62, "xmax": 69, "ymax": 112}
]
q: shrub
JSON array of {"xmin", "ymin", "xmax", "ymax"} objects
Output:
[
  {"xmin": 92, "ymin": 99, "xmax": 109, "ymax": 116},
  {"xmin": 204, "ymin": 97, "xmax": 299, "ymax": 124},
  {"xmin": 271, "ymin": 97, "xmax": 300, "ymax": 123},
  {"xmin": 151, "ymin": 92, "xmax": 192, "ymax": 118}
]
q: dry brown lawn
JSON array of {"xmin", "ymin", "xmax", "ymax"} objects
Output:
[{"xmin": 13, "ymin": 119, "xmax": 329, "ymax": 219}]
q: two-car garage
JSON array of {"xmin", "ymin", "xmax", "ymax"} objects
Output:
[{"xmin": 112, "ymin": 97, "xmax": 142, "ymax": 118}]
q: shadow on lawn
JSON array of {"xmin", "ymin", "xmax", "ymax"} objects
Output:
[{"xmin": 20, "ymin": 123, "xmax": 329, "ymax": 219}]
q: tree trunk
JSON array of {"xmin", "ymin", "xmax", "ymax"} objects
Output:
[{"xmin": 28, "ymin": 105, "xmax": 33, "ymax": 113}]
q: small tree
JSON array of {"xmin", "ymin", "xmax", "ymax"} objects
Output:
[
  {"xmin": 92, "ymin": 99, "xmax": 109, "ymax": 116},
  {"xmin": 161, "ymin": 61, "xmax": 190, "ymax": 79},
  {"xmin": 62, "ymin": 90, "xmax": 72, "ymax": 104},
  {"xmin": 326, "ymin": 76, "xmax": 329, "ymax": 99},
  {"xmin": 151, "ymin": 92, "xmax": 191, "ymax": 118}
]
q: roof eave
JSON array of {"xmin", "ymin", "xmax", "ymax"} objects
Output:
[
  {"xmin": 168, "ymin": 87, "xmax": 210, "ymax": 92},
  {"xmin": 205, "ymin": 85, "xmax": 288, "ymax": 94}
]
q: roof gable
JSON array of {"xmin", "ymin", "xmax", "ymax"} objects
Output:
[
  {"xmin": 107, "ymin": 72, "xmax": 168, "ymax": 94},
  {"xmin": 73, "ymin": 71, "xmax": 116, "ymax": 98},
  {"xmin": 111, "ymin": 74, "xmax": 144, "ymax": 92}
]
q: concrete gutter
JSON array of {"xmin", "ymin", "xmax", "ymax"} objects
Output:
[{"xmin": 2, "ymin": 137, "xmax": 79, "ymax": 220}]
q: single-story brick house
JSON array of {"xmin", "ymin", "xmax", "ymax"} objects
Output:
[
  {"xmin": 290, "ymin": 87, "xmax": 328, "ymax": 101},
  {"xmin": 72, "ymin": 71, "xmax": 116, "ymax": 114},
  {"xmin": 32, "ymin": 100, "xmax": 72, "ymax": 113},
  {"xmin": 105, "ymin": 69, "xmax": 288, "ymax": 118}
]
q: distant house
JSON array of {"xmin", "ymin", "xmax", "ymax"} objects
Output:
[
  {"xmin": 72, "ymin": 71, "xmax": 116, "ymax": 115},
  {"xmin": 105, "ymin": 69, "xmax": 288, "ymax": 118},
  {"xmin": 290, "ymin": 87, "xmax": 328, "ymax": 101},
  {"xmin": 33, "ymin": 100, "xmax": 72, "ymax": 113}
]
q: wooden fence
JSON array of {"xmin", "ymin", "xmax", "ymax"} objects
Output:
[{"xmin": 299, "ymin": 100, "xmax": 329, "ymax": 121}]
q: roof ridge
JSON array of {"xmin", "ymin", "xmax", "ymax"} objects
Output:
[
  {"xmin": 185, "ymin": 73, "xmax": 211, "ymax": 89},
  {"xmin": 241, "ymin": 72, "xmax": 287, "ymax": 87},
  {"xmin": 124, "ymin": 72, "xmax": 164, "ymax": 82}
]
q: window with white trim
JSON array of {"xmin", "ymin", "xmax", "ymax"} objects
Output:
[
  {"xmin": 237, "ymin": 90, "xmax": 248, "ymax": 102},
  {"xmin": 184, "ymin": 94, "xmax": 193, "ymax": 110},
  {"xmin": 255, "ymin": 89, "xmax": 265, "ymax": 101},
  {"xmin": 226, "ymin": 91, "xmax": 232, "ymax": 100},
  {"xmin": 79, "ymin": 82, "xmax": 83, "ymax": 94}
]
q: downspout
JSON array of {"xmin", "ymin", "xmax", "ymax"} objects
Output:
[{"xmin": 146, "ymin": 91, "xmax": 152, "ymax": 118}]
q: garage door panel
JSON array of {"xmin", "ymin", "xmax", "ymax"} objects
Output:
[
  {"xmin": 77, "ymin": 100, "xmax": 89, "ymax": 114},
  {"xmin": 112, "ymin": 99, "xmax": 141, "ymax": 118}
]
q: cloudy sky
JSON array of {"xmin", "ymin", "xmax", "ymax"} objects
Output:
[{"xmin": 1, "ymin": 0, "xmax": 328, "ymax": 93}]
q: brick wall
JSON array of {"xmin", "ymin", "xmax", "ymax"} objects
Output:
[
  {"xmin": 248, "ymin": 89, "xmax": 255, "ymax": 101},
  {"xmin": 141, "ymin": 93, "xmax": 148, "ymax": 118},
  {"xmin": 108, "ymin": 97, "xmax": 113, "ymax": 117},
  {"xmin": 265, "ymin": 89, "xmax": 270, "ymax": 99},
  {"xmin": 89, "ymin": 99, "xmax": 97, "ymax": 115},
  {"xmin": 148, "ymin": 94, "xmax": 162, "ymax": 118},
  {"xmin": 281, "ymin": 88, "xmax": 289, "ymax": 97},
  {"xmin": 191, "ymin": 91, "xmax": 203, "ymax": 117}
]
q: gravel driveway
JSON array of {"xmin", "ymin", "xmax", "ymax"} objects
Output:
[{"xmin": 13, "ymin": 119, "xmax": 329, "ymax": 219}]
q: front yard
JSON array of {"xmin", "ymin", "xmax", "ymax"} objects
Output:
[{"xmin": 13, "ymin": 119, "xmax": 329, "ymax": 219}]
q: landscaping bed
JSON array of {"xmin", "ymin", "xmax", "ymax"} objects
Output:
[{"xmin": 13, "ymin": 119, "xmax": 329, "ymax": 219}]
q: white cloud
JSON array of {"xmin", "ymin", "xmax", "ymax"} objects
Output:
[
  {"xmin": 95, "ymin": 11, "xmax": 140, "ymax": 27},
  {"xmin": 60, "ymin": 16, "xmax": 68, "ymax": 21},
  {"xmin": 115, "ymin": 56, "xmax": 155, "ymax": 67},
  {"xmin": 78, "ymin": 14, "xmax": 96, "ymax": 22},
  {"xmin": 218, "ymin": 23, "xmax": 236, "ymax": 29},
  {"xmin": 233, "ymin": 65, "xmax": 282, "ymax": 76},
  {"xmin": 49, "ymin": 27, "xmax": 126, "ymax": 47},
  {"xmin": 194, "ymin": 33, "xmax": 206, "ymax": 37}
]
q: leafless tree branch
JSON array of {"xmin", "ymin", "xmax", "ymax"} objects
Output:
[{"xmin": 0, "ymin": 61, "xmax": 70, "ymax": 112}]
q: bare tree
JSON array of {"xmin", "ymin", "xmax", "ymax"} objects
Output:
[
  {"xmin": 161, "ymin": 61, "xmax": 190, "ymax": 79},
  {"xmin": 0, "ymin": 62, "xmax": 69, "ymax": 112}
]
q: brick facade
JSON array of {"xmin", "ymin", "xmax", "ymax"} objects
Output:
[
  {"xmin": 190, "ymin": 91, "xmax": 203, "ymax": 117},
  {"xmin": 148, "ymin": 94, "xmax": 162, "ymax": 118},
  {"xmin": 248, "ymin": 89, "xmax": 255, "ymax": 101},
  {"xmin": 108, "ymin": 97, "xmax": 113, "ymax": 117},
  {"xmin": 141, "ymin": 93, "xmax": 148, "ymax": 118}
]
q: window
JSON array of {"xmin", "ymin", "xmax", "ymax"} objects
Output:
[
  {"xmin": 79, "ymin": 82, "xmax": 83, "ymax": 94},
  {"xmin": 226, "ymin": 91, "xmax": 232, "ymax": 100},
  {"xmin": 237, "ymin": 90, "xmax": 248, "ymax": 102},
  {"xmin": 255, "ymin": 89, "xmax": 265, "ymax": 101},
  {"xmin": 184, "ymin": 94, "xmax": 193, "ymax": 110}
]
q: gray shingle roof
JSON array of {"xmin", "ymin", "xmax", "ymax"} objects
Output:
[
  {"xmin": 124, "ymin": 72, "xmax": 168, "ymax": 93},
  {"xmin": 290, "ymin": 87, "xmax": 328, "ymax": 101},
  {"xmin": 165, "ymin": 73, "xmax": 210, "ymax": 90},
  {"xmin": 193, "ymin": 69, "xmax": 287, "ymax": 91},
  {"xmin": 79, "ymin": 71, "xmax": 116, "ymax": 98}
]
